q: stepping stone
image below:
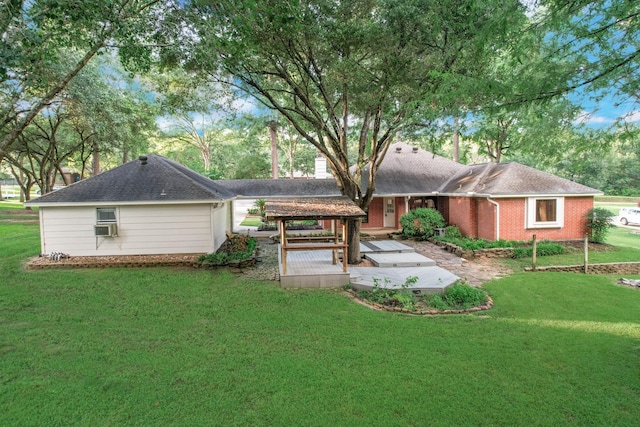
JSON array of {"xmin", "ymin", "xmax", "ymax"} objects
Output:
[
  {"xmin": 362, "ymin": 240, "xmax": 414, "ymax": 253},
  {"xmin": 350, "ymin": 266, "xmax": 458, "ymax": 294},
  {"xmin": 365, "ymin": 252, "xmax": 436, "ymax": 267}
]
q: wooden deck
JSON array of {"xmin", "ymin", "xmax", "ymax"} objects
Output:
[{"xmin": 278, "ymin": 246, "xmax": 351, "ymax": 288}]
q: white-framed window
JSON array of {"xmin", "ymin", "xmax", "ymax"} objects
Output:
[
  {"xmin": 526, "ymin": 197, "xmax": 564, "ymax": 228},
  {"xmin": 96, "ymin": 207, "xmax": 117, "ymax": 224}
]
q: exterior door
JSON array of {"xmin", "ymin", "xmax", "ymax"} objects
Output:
[{"xmin": 384, "ymin": 197, "xmax": 396, "ymax": 228}]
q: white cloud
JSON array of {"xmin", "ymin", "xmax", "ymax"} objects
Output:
[
  {"xmin": 623, "ymin": 110, "xmax": 640, "ymax": 123},
  {"xmin": 574, "ymin": 111, "xmax": 614, "ymax": 125}
]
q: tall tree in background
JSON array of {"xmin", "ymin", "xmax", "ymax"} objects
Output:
[
  {"xmin": 514, "ymin": 0, "xmax": 639, "ymax": 110},
  {"xmin": 0, "ymin": 0, "xmax": 170, "ymax": 159},
  {"xmin": 173, "ymin": 0, "xmax": 527, "ymax": 262}
]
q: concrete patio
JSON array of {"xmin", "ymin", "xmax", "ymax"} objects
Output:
[{"xmin": 279, "ymin": 240, "xmax": 460, "ymax": 292}]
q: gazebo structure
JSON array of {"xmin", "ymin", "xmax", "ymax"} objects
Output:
[{"xmin": 264, "ymin": 196, "xmax": 366, "ymax": 288}]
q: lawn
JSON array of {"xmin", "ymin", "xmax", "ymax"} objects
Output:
[{"xmin": 1, "ymin": 220, "xmax": 639, "ymax": 425}]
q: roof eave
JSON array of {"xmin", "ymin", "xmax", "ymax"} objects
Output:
[{"xmin": 26, "ymin": 198, "xmax": 235, "ymax": 207}]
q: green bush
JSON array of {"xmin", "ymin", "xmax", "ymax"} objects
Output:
[
  {"xmin": 199, "ymin": 235, "xmax": 257, "ymax": 266},
  {"xmin": 584, "ymin": 207, "xmax": 615, "ymax": 243},
  {"xmin": 444, "ymin": 225, "xmax": 462, "ymax": 239},
  {"xmin": 356, "ymin": 276, "xmax": 418, "ymax": 311},
  {"xmin": 434, "ymin": 236, "xmax": 515, "ymax": 251},
  {"xmin": 426, "ymin": 282, "xmax": 488, "ymax": 310},
  {"xmin": 512, "ymin": 242, "xmax": 565, "ymax": 259},
  {"xmin": 400, "ymin": 208, "xmax": 445, "ymax": 239}
]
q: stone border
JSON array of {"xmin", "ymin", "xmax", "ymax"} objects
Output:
[
  {"xmin": 525, "ymin": 262, "xmax": 640, "ymax": 274},
  {"xmin": 25, "ymin": 256, "xmax": 201, "ymax": 270},
  {"xmin": 344, "ymin": 289, "xmax": 493, "ymax": 315}
]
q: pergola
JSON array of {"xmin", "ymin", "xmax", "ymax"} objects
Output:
[{"xmin": 264, "ymin": 196, "xmax": 367, "ymax": 275}]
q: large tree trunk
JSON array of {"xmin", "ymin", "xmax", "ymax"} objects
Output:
[
  {"xmin": 92, "ymin": 142, "xmax": 100, "ymax": 176},
  {"xmin": 453, "ymin": 116, "xmax": 460, "ymax": 163},
  {"xmin": 347, "ymin": 218, "xmax": 361, "ymax": 264},
  {"xmin": 268, "ymin": 121, "xmax": 278, "ymax": 179}
]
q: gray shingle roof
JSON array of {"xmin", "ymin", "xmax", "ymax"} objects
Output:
[
  {"xmin": 213, "ymin": 178, "xmax": 341, "ymax": 198},
  {"xmin": 440, "ymin": 162, "xmax": 602, "ymax": 196},
  {"xmin": 360, "ymin": 142, "xmax": 467, "ymax": 195},
  {"xmin": 27, "ymin": 154, "xmax": 235, "ymax": 205},
  {"xmin": 27, "ymin": 147, "xmax": 601, "ymax": 207}
]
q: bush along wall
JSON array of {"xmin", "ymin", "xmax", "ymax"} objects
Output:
[{"xmin": 199, "ymin": 234, "xmax": 258, "ymax": 268}]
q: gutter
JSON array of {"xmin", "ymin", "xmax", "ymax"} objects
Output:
[{"xmin": 486, "ymin": 197, "xmax": 500, "ymax": 241}]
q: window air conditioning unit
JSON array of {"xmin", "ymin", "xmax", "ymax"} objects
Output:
[{"xmin": 94, "ymin": 224, "xmax": 117, "ymax": 237}]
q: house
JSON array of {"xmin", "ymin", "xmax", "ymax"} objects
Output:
[
  {"xmin": 26, "ymin": 155, "xmax": 236, "ymax": 256},
  {"xmin": 216, "ymin": 142, "xmax": 601, "ymax": 241},
  {"xmin": 27, "ymin": 143, "xmax": 602, "ymax": 258},
  {"xmin": 357, "ymin": 142, "xmax": 602, "ymax": 241}
]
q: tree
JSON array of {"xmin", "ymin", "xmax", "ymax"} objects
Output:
[
  {"xmin": 171, "ymin": 0, "xmax": 526, "ymax": 262},
  {"xmin": 511, "ymin": 0, "xmax": 640, "ymax": 110},
  {"xmin": 0, "ymin": 0, "xmax": 170, "ymax": 160}
]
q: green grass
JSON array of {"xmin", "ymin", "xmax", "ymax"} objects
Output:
[
  {"xmin": 239, "ymin": 215, "xmax": 262, "ymax": 227},
  {"xmin": 1, "ymin": 221, "xmax": 640, "ymax": 425}
]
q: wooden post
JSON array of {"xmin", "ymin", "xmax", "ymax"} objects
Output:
[
  {"xmin": 532, "ymin": 234, "xmax": 537, "ymax": 271},
  {"xmin": 342, "ymin": 220, "xmax": 348, "ymax": 272},
  {"xmin": 584, "ymin": 233, "xmax": 589, "ymax": 274},
  {"xmin": 280, "ymin": 220, "xmax": 287, "ymax": 275},
  {"xmin": 331, "ymin": 219, "xmax": 344, "ymax": 265}
]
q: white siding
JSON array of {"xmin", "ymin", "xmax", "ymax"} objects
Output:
[
  {"xmin": 39, "ymin": 203, "xmax": 225, "ymax": 256},
  {"xmin": 212, "ymin": 204, "xmax": 228, "ymax": 251}
]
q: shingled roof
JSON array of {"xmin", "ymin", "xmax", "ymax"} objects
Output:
[
  {"xmin": 359, "ymin": 142, "xmax": 467, "ymax": 195},
  {"xmin": 213, "ymin": 178, "xmax": 341, "ymax": 198},
  {"xmin": 440, "ymin": 162, "xmax": 602, "ymax": 196},
  {"xmin": 27, "ymin": 154, "xmax": 235, "ymax": 206}
]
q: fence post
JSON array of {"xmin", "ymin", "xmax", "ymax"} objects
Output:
[
  {"xmin": 584, "ymin": 233, "xmax": 589, "ymax": 274},
  {"xmin": 532, "ymin": 234, "xmax": 537, "ymax": 271}
]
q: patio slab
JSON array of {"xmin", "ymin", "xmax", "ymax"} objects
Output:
[
  {"xmin": 349, "ymin": 266, "xmax": 459, "ymax": 294},
  {"xmin": 364, "ymin": 252, "xmax": 437, "ymax": 267},
  {"xmin": 361, "ymin": 240, "xmax": 414, "ymax": 253}
]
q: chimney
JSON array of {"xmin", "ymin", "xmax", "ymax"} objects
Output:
[
  {"xmin": 314, "ymin": 157, "xmax": 327, "ymax": 179},
  {"xmin": 412, "ymin": 147, "xmax": 418, "ymax": 153},
  {"xmin": 139, "ymin": 155, "xmax": 148, "ymax": 165},
  {"xmin": 395, "ymin": 146, "xmax": 402, "ymax": 153}
]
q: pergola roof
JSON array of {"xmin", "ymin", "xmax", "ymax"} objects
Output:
[{"xmin": 265, "ymin": 196, "xmax": 366, "ymax": 221}]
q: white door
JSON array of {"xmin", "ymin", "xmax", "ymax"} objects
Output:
[{"xmin": 384, "ymin": 197, "xmax": 395, "ymax": 228}]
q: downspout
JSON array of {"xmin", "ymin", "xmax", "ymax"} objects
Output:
[{"xmin": 487, "ymin": 197, "xmax": 500, "ymax": 241}]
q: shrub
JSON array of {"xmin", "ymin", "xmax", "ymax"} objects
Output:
[
  {"xmin": 584, "ymin": 207, "xmax": 615, "ymax": 243},
  {"xmin": 512, "ymin": 242, "xmax": 565, "ymax": 259},
  {"xmin": 400, "ymin": 208, "xmax": 445, "ymax": 239},
  {"xmin": 254, "ymin": 199, "xmax": 267, "ymax": 216},
  {"xmin": 426, "ymin": 281, "xmax": 488, "ymax": 310},
  {"xmin": 199, "ymin": 234, "xmax": 257, "ymax": 266},
  {"xmin": 444, "ymin": 225, "xmax": 462, "ymax": 239},
  {"xmin": 356, "ymin": 276, "xmax": 419, "ymax": 311}
]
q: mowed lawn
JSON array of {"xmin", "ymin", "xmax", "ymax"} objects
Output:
[{"xmin": 1, "ymin": 215, "xmax": 640, "ymax": 425}]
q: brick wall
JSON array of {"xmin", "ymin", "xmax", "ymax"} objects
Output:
[
  {"xmin": 447, "ymin": 197, "xmax": 478, "ymax": 237},
  {"xmin": 498, "ymin": 196, "xmax": 592, "ymax": 241},
  {"xmin": 364, "ymin": 197, "xmax": 384, "ymax": 228},
  {"xmin": 444, "ymin": 196, "xmax": 593, "ymax": 241}
]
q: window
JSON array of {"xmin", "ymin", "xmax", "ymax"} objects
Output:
[
  {"xmin": 527, "ymin": 197, "xmax": 563, "ymax": 228},
  {"xmin": 97, "ymin": 207, "xmax": 117, "ymax": 224}
]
